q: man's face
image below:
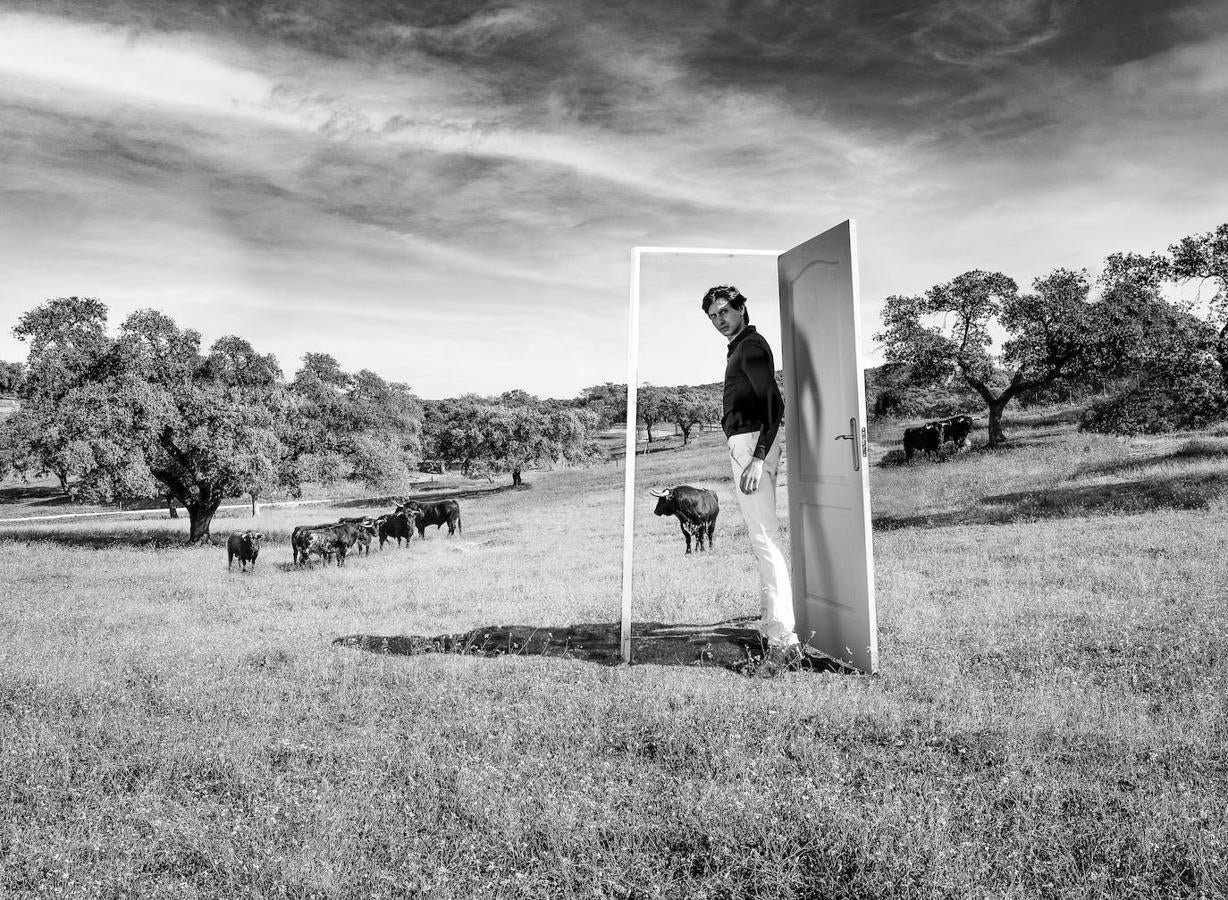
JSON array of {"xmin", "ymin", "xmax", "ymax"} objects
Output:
[{"xmin": 706, "ymin": 298, "xmax": 745, "ymax": 339}]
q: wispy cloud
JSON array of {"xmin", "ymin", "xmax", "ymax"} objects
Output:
[{"xmin": 1, "ymin": 1, "xmax": 1225, "ymax": 397}]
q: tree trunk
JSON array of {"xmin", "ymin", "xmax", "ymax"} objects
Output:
[
  {"xmin": 186, "ymin": 497, "xmax": 221, "ymax": 545},
  {"xmin": 1218, "ymin": 325, "xmax": 1228, "ymax": 391},
  {"xmin": 511, "ymin": 468, "xmax": 522, "ymax": 486},
  {"xmin": 986, "ymin": 398, "xmax": 1011, "ymax": 447},
  {"xmin": 251, "ymin": 495, "xmax": 260, "ymax": 517},
  {"xmin": 166, "ymin": 495, "xmax": 178, "ymax": 518},
  {"xmin": 680, "ymin": 424, "xmax": 692, "ymax": 446}
]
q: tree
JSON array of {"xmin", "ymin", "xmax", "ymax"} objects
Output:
[
  {"xmin": 284, "ymin": 355, "xmax": 421, "ymax": 493},
  {"xmin": 0, "ymin": 360, "xmax": 24, "ymax": 395},
  {"xmin": 660, "ymin": 388, "xmax": 718, "ymax": 447},
  {"xmin": 1079, "ymin": 252, "xmax": 1225, "ymax": 434},
  {"xmin": 422, "ymin": 394, "xmax": 599, "ymax": 486},
  {"xmin": 8, "ymin": 297, "xmax": 117, "ymax": 495},
  {"xmin": 876, "ymin": 269, "xmax": 1098, "ymax": 446},
  {"xmin": 579, "ymin": 382, "xmax": 628, "ymax": 430},
  {"xmin": 1168, "ymin": 222, "xmax": 1228, "ymax": 388},
  {"xmin": 636, "ymin": 385, "xmax": 669, "ymax": 444},
  {"xmin": 9, "ymin": 299, "xmax": 293, "ymax": 543},
  {"xmin": 109, "ymin": 315, "xmax": 292, "ymax": 543}
]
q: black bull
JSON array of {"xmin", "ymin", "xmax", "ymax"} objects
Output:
[
  {"xmin": 650, "ymin": 486, "xmax": 719, "ymax": 554},
  {"xmin": 903, "ymin": 423, "xmax": 942, "ymax": 461},
  {"xmin": 903, "ymin": 415, "xmax": 976, "ymax": 461},
  {"xmin": 376, "ymin": 508, "xmax": 420, "ymax": 549},
  {"xmin": 401, "ymin": 499, "xmax": 462, "ymax": 538}
]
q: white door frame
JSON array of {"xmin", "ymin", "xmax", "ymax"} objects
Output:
[{"xmin": 621, "ymin": 246, "xmax": 783, "ymax": 663}]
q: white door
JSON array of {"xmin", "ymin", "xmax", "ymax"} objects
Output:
[{"xmin": 777, "ymin": 221, "xmax": 878, "ymax": 673}]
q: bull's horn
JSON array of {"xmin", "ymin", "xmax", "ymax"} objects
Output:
[
  {"xmin": 254, "ymin": 532, "xmax": 264, "ymax": 540},
  {"xmin": 649, "ymin": 488, "xmax": 669, "ymax": 497}
]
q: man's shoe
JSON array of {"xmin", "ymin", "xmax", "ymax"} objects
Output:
[{"xmin": 755, "ymin": 642, "xmax": 803, "ymax": 675}]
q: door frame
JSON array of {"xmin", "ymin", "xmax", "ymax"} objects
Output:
[{"xmin": 621, "ymin": 246, "xmax": 783, "ymax": 663}]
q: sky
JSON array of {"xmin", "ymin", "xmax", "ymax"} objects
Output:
[{"xmin": 1, "ymin": 0, "xmax": 1225, "ymax": 399}]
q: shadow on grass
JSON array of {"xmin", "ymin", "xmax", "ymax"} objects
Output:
[
  {"xmin": 0, "ymin": 484, "xmax": 74, "ymax": 506},
  {"xmin": 1003, "ymin": 406, "xmax": 1084, "ymax": 429},
  {"xmin": 873, "ymin": 471, "xmax": 1228, "ymax": 530},
  {"xmin": 333, "ymin": 618, "xmax": 861, "ymax": 675},
  {"xmin": 0, "ymin": 528, "xmax": 197, "ymax": 548}
]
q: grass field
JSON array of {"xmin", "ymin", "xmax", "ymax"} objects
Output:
[{"xmin": 2, "ymin": 412, "xmax": 1226, "ymax": 898}]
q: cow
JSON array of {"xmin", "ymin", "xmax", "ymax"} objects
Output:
[
  {"xmin": 903, "ymin": 423, "xmax": 942, "ymax": 462},
  {"xmin": 931, "ymin": 414, "xmax": 975, "ymax": 450},
  {"xmin": 338, "ymin": 516, "xmax": 378, "ymax": 555},
  {"xmin": 226, "ymin": 531, "xmax": 263, "ymax": 571},
  {"xmin": 401, "ymin": 499, "xmax": 461, "ymax": 539},
  {"xmin": 292, "ymin": 522, "xmax": 365, "ymax": 567},
  {"xmin": 376, "ymin": 507, "xmax": 420, "ymax": 549},
  {"xmin": 291, "ymin": 522, "xmax": 341, "ymax": 566},
  {"xmin": 649, "ymin": 486, "xmax": 719, "ymax": 555},
  {"xmin": 298, "ymin": 530, "xmax": 339, "ymax": 567}
]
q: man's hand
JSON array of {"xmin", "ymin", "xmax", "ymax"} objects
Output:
[{"xmin": 739, "ymin": 457, "xmax": 764, "ymax": 494}]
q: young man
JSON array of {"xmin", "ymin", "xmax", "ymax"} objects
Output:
[{"xmin": 702, "ymin": 285, "xmax": 800, "ymax": 658}]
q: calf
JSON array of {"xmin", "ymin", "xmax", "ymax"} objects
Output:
[
  {"xmin": 401, "ymin": 499, "xmax": 461, "ymax": 538},
  {"xmin": 903, "ymin": 423, "xmax": 942, "ymax": 462},
  {"xmin": 649, "ymin": 486, "xmax": 719, "ymax": 554},
  {"xmin": 226, "ymin": 531, "xmax": 263, "ymax": 571}
]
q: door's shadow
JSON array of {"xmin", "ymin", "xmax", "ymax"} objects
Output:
[{"xmin": 333, "ymin": 617, "xmax": 860, "ymax": 675}]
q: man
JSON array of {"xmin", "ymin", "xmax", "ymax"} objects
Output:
[{"xmin": 701, "ymin": 285, "xmax": 800, "ymax": 662}]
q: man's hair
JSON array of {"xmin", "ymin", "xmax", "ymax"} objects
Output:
[{"xmin": 701, "ymin": 285, "xmax": 751, "ymax": 325}]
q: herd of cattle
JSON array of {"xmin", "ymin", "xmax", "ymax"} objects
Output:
[
  {"xmin": 225, "ymin": 415, "xmax": 977, "ymax": 571},
  {"xmin": 902, "ymin": 414, "xmax": 975, "ymax": 462},
  {"xmin": 225, "ymin": 499, "xmax": 462, "ymax": 572}
]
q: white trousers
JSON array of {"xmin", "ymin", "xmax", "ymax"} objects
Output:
[{"xmin": 727, "ymin": 432, "xmax": 798, "ymax": 649}]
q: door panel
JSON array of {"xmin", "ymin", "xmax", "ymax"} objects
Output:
[{"xmin": 778, "ymin": 221, "xmax": 878, "ymax": 673}]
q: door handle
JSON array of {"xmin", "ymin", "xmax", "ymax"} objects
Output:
[{"xmin": 833, "ymin": 417, "xmax": 863, "ymax": 471}]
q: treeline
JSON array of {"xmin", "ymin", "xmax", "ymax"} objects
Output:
[
  {"xmin": 873, "ymin": 222, "xmax": 1228, "ymax": 444},
  {"xmin": 0, "ymin": 298, "xmax": 615, "ymax": 543}
]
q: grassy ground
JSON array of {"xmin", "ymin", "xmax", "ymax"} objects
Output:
[{"xmin": 2, "ymin": 414, "xmax": 1226, "ymax": 898}]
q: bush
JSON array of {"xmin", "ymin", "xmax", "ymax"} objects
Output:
[{"xmin": 1080, "ymin": 360, "xmax": 1227, "ymax": 436}]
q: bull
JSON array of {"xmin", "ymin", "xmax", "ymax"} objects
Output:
[
  {"xmin": 292, "ymin": 522, "xmax": 365, "ymax": 567},
  {"xmin": 291, "ymin": 522, "xmax": 341, "ymax": 566},
  {"xmin": 226, "ymin": 531, "xmax": 263, "ymax": 571},
  {"xmin": 338, "ymin": 516, "xmax": 379, "ymax": 555},
  {"xmin": 931, "ymin": 414, "xmax": 974, "ymax": 450},
  {"xmin": 376, "ymin": 509, "xmax": 419, "ymax": 549},
  {"xmin": 649, "ymin": 486, "xmax": 719, "ymax": 555},
  {"xmin": 401, "ymin": 499, "xmax": 461, "ymax": 538},
  {"xmin": 903, "ymin": 423, "xmax": 942, "ymax": 462}
]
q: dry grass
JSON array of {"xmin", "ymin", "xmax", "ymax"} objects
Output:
[{"xmin": 2, "ymin": 419, "xmax": 1227, "ymax": 898}]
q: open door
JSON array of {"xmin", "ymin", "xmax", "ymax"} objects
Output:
[{"xmin": 778, "ymin": 221, "xmax": 878, "ymax": 673}]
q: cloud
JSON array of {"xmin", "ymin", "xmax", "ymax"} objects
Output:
[
  {"xmin": 2, "ymin": 1, "xmax": 1225, "ymax": 397},
  {"xmin": 910, "ymin": 0, "xmax": 1066, "ymax": 66}
]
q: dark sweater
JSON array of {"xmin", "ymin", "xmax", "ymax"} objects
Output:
[{"xmin": 722, "ymin": 325, "xmax": 784, "ymax": 459}]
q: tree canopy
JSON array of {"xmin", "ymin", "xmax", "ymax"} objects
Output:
[
  {"xmin": 421, "ymin": 394, "xmax": 600, "ymax": 486},
  {"xmin": 6, "ymin": 298, "xmax": 426, "ymax": 542},
  {"xmin": 876, "ymin": 269, "xmax": 1099, "ymax": 445}
]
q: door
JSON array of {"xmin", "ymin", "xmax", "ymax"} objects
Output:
[{"xmin": 777, "ymin": 221, "xmax": 878, "ymax": 673}]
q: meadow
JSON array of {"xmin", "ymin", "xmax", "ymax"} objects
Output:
[{"xmin": 1, "ymin": 412, "xmax": 1226, "ymax": 899}]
